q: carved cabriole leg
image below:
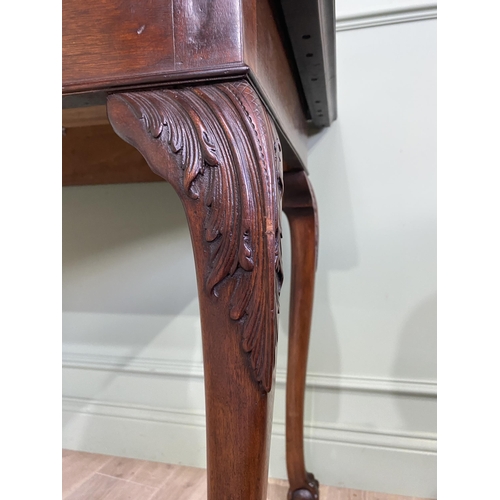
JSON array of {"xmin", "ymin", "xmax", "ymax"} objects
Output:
[
  {"xmin": 283, "ymin": 170, "xmax": 319, "ymax": 500},
  {"xmin": 107, "ymin": 81, "xmax": 283, "ymax": 500}
]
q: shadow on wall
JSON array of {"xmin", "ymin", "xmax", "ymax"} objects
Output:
[
  {"xmin": 393, "ymin": 292, "xmax": 437, "ymax": 431},
  {"xmin": 393, "ymin": 293, "xmax": 437, "ymax": 381},
  {"xmin": 305, "ymin": 121, "xmax": 359, "ymax": 428},
  {"xmin": 62, "ymin": 182, "xmax": 198, "ymax": 316},
  {"xmin": 62, "ymin": 181, "xmax": 205, "ymax": 456},
  {"xmin": 308, "ymin": 121, "xmax": 358, "ymax": 271}
]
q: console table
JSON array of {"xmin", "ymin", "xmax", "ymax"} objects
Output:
[{"xmin": 62, "ymin": 1, "xmax": 337, "ymax": 498}]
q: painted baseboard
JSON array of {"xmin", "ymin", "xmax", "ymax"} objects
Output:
[
  {"xmin": 62, "ymin": 349, "xmax": 436, "ymax": 497},
  {"xmin": 62, "ymin": 395, "xmax": 435, "ymax": 453},
  {"xmin": 62, "ymin": 396, "xmax": 436, "ymax": 498},
  {"xmin": 62, "ymin": 351, "xmax": 437, "ymax": 397},
  {"xmin": 336, "ymin": 3, "xmax": 437, "ymax": 32}
]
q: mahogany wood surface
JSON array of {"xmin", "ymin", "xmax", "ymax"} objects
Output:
[
  {"xmin": 62, "ymin": 1, "xmax": 331, "ymax": 496},
  {"xmin": 62, "ymin": 125, "xmax": 162, "ymax": 186},
  {"xmin": 62, "ymin": 0, "xmax": 308, "ymax": 170},
  {"xmin": 243, "ymin": 0, "xmax": 308, "ymax": 169},
  {"xmin": 62, "ymin": 0, "xmax": 243, "ymax": 92},
  {"xmin": 283, "ymin": 170, "xmax": 320, "ymax": 500},
  {"xmin": 61, "ymin": 106, "xmax": 303, "ymax": 186},
  {"xmin": 62, "ymin": 106, "xmax": 109, "ymax": 128},
  {"xmin": 107, "ymin": 80, "xmax": 284, "ymax": 500}
]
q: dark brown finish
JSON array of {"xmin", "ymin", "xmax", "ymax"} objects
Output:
[
  {"xmin": 280, "ymin": 0, "xmax": 338, "ymax": 126},
  {"xmin": 283, "ymin": 170, "xmax": 320, "ymax": 500},
  {"xmin": 243, "ymin": 0, "xmax": 308, "ymax": 168},
  {"xmin": 62, "ymin": 92, "xmax": 107, "ymax": 109},
  {"xmin": 62, "ymin": 0, "xmax": 337, "ymax": 495},
  {"xmin": 62, "ymin": 0, "xmax": 309, "ymax": 170},
  {"xmin": 107, "ymin": 80, "xmax": 283, "ymax": 499},
  {"xmin": 62, "ymin": 125, "xmax": 162, "ymax": 186},
  {"xmin": 62, "ymin": 106, "xmax": 109, "ymax": 128},
  {"xmin": 61, "ymin": 103, "xmax": 303, "ymax": 185},
  {"xmin": 62, "ymin": 0, "xmax": 242, "ymax": 92},
  {"xmin": 63, "ymin": 0, "xmax": 173, "ymax": 89}
]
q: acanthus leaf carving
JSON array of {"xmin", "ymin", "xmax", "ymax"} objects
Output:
[{"xmin": 108, "ymin": 81, "xmax": 283, "ymax": 393}]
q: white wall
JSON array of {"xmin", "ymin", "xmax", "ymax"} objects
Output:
[{"xmin": 62, "ymin": 4, "xmax": 436, "ymax": 498}]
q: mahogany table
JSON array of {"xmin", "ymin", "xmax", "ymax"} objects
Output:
[{"xmin": 62, "ymin": 1, "xmax": 337, "ymax": 499}]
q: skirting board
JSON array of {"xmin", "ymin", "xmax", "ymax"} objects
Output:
[
  {"xmin": 62, "ymin": 396, "xmax": 437, "ymax": 498},
  {"xmin": 336, "ymin": 3, "xmax": 437, "ymax": 32},
  {"xmin": 62, "ymin": 351, "xmax": 437, "ymax": 397}
]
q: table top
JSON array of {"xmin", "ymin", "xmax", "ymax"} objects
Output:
[{"xmin": 62, "ymin": 0, "xmax": 337, "ymax": 174}]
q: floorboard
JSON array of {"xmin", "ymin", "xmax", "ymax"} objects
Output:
[{"xmin": 62, "ymin": 450, "xmax": 431, "ymax": 500}]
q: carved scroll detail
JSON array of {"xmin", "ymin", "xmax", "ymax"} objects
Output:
[{"xmin": 107, "ymin": 81, "xmax": 283, "ymax": 392}]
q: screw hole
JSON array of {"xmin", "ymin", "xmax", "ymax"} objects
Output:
[
  {"xmin": 306, "ymin": 53, "xmax": 313, "ymax": 57},
  {"xmin": 315, "ymin": 100, "xmax": 321, "ymax": 104},
  {"xmin": 302, "ymin": 34, "xmax": 311, "ymax": 39},
  {"xmin": 311, "ymin": 78, "xmax": 318, "ymax": 81}
]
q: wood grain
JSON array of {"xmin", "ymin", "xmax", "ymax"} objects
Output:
[
  {"xmin": 62, "ymin": 125, "xmax": 163, "ymax": 186},
  {"xmin": 283, "ymin": 170, "xmax": 319, "ymax": 500},
  {"xmin": 108, "ymin": 82, "xmax": 283, "ymax": 392},
  {"xmin": 61, "ymin": 108, "xmax": 301, "ymax": 187},
  {"xmin": 61, "ymin": 1, "xmax": 337, "ymax": 491},
  {"xmin": 98, "ymin": 456, "xmax": 175, "ymax": 487},
  {"xmin": 151, "ymin": 467, "xmax": 207, "ymax": 500},
  {"xmin": 63, "ymin": 106, "xmax": 109, "ymax": 128},
  {"xmin": 62, "ymin": 0, "xmax": 244, "ymax": 93},
  {"xmin": 66, "ymin": 473, "xmax": 157, "ymax": 500},
  {"xmin": 243, "ymin": 0, "xmax": 308, "ymax": 169},
  {"xmin": 62, "ymin": 450, "xmax": 433, "ymax": 500},
  {"xmin": 63, "ymin": 0, "xmax": 175, "ymax": 90},
  {"xmin": 62, "ymin": 449, "xmax": 113, "ymax": 498},
  {"xmin": 107, "ymin": 81, "xmax": 283, "ymax": 500},
  {"xmin": 62, "ymin": 0, "xmax": 308, "ymax": 170}
]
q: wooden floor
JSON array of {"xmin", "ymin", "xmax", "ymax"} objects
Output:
[{"xmin": 62, "ymin": 450, "xmax": 430, "ymax": 500}]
